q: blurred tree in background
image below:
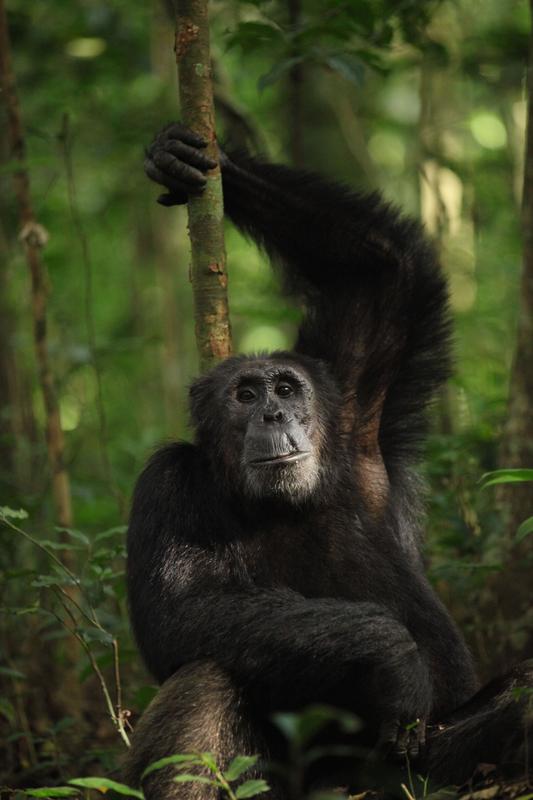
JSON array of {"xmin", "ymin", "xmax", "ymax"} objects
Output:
[{"xmin": 0, "ymin": 0, "xmax": 532, "ymax": 789}]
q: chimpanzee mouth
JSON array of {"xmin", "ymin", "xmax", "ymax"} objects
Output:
[{"xmin": 250, "ymin": 451, "xmax": 311, "ymax": 466}]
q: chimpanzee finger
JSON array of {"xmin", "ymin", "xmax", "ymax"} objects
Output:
[
  {"xmin": 395, "ymin": 725, "xmax": 409, "ymax": 757},
  {"xmin": 158, "ymin": 123, "xmax": 207, "ymax": 149},
  {"xmin": 146, "ymin": 126, "xmax": 206, "ymax": 161},
  {"xmin": 165, "ymin": 140, "xmax": 217, "ymax": 172},
  {"xmin": 144, "ymin": 157, "xmax": 190, "ymax": 201},
  {"xmin": 408, "ymin": 718, "xmax": 426, "ymax": 761},
  {"xmin": 152, "ymin": 150, "xmax": 207, "ymax": 188},
  {"xmin": 157, "ymin": 193, "xmax": 187, "ymax": 207}
]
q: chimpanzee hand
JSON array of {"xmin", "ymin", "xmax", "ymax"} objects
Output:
[
  {"xmin": 377, "ymin": 716, "xmax": 427, "ymax": 762},
  {"xmin": 144, "ymin": 123, "xmax": 218, "ymax": 207},
  {"xmin": 373, "ymin": 646, "xmax": 431, "ymax": 764}
]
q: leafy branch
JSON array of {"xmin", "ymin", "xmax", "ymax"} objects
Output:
[{"xmin": 0, "ymin": 507, "xmax": 131, "ymax": 748}]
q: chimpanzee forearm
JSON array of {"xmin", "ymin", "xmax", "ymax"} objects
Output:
[
  {"xmin": 130, "ymin": 575, "xmax": 432, "ymax": 720},
  {"xmin": 220, "ymin": 153, "xmax": 420, "ymax": 293},
  {"xmin": 144, "ymin": 125, "xmax": 450, "ymax": 443},
  {"xmin": 146, "ymin": 124, "xmax": 431, "ymax": 295}
]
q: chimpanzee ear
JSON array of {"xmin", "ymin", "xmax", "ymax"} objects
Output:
[{"xmin": 189, "ymin": 373, "xmax": 217, "ymax": 432}]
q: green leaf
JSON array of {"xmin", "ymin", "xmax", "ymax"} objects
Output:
[
  {"xmin": 68, "ymin": 778, "xmax": 143, "ymax": 798},
  {"xmin": 516, "ymin": 516, "xmax": 533, "ymax": 542},
  {"xmin": 55, "ymin": 527, "xmax": 90, "ymax": 546},
  {"xmin": 94, "ymin": 525, "xmax": 127, "ymax": 543},
  {"xmin": 479, "ymin": 468, "xmax": 533, "ymax": 489},
  {"xmin": 271, "ymin": 711, "xmax": 298, "ymax": 740},
  {"xmin": 15, "ymin": 606, "xmax": 40, "ymax": 616},
  {"xmin": 304, "ymin": 743, "xmax": 356, "ymax": 766},
  {"xmin": 235, "ymin": 779, "xmax": 270, "ymax": 798},
  {"xmin": 223, "ymin": 755, "xmax": 259, "ymax": 781},
  {"xmin": 142, "ymin": 754, "xmax": 201, "ymax": 779},
  {"xmin": 0, "ymin": 697, "xmax": 16, "ymax": 722},
  {"xmin": 24, "ymin": 789, "xmax": 78, "ymax": 798},
  {"xmin": 0, "ymin": 666, "xmax": 26, "ymax": 679},
  {"xmin": 40, "ymin": 540, "xmax": 84, "ymax": 551},
  {"xmin": 223, "ymin": 755, "xmax": 259, "ymax": 782},
  {"xmin": 273, "ymin": 706, "xmax": 361, "ymax": 747},
  {"xmin": 133, "ymin": 684, "xmax": 158, "ymax": 711},
  {"xmin": 199, "ymin": 752, "xmax": 217, "ymax": 772},
  {"xmin": 52, "ymin": 716, "xmax": 76, "ymax": 734},
  {"xmin": 173, "ymin": 775, "xmax": 216, "ymax": 785},
  {"xmin": 324, "ymin": 54, "xmax": 365, "ymax": 86},
  {"xmin": 79, "ymin": 627, "xmax": 114, "ymax": 645},
  {"xmin": 511, "ymin": 685, "xmax": 533, "ymax": 700},
  {"xmin": 302, "ymin": 706, "xmax": 360, "ymax": 744},
  {"xmin": 0, "ymin": 506, "xmax": 28, "ymax": 520},
  {"xmin": 32, "ymin": 574, "xmax": 76, "ymax": 588},
  {"xmin": 226, "ymin": 21, "xmax": 284, "ymax": 56},
  {"xmin": 258, "ymin": 57, "xmax": 303, "ymax": 91}
]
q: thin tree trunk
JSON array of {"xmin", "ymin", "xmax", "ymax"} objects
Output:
[
  {"xmin": 175, "ymin": 0, "xmax": 232, "ymax": 372},
  {"xmin": 0, "ymin": 0, "xmax": 72, "ymax": 529},
  {"xmin": 498, "ymin": 0, "xmax": 533, "ymax": 537},
  {"xmin": 0, "ymin": 0, "xmax": 86, "ymax": 738},
  {"xmin": 0, "ymin": 260, "xmax": 16, "ymax": 481}
]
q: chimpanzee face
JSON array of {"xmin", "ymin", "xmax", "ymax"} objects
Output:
[{"xmin": 190, "ymin": 355, "xmax": 326, "ymax": 503}]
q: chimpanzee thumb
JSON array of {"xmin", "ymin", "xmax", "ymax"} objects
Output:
[{"xmin": 157, "ymin": 193, "xmax": 185, "ymax": 207}]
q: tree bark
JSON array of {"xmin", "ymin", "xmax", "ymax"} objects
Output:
[
  {"xmin": 0, "ymin": 0, "xmax": 72, "ymax": 529},
  {"xmin": 175, "ymin": 0, "xmax": 232, "ymax": 372},
  {"xmin": 498, "ymin": 0, "xmax": 533, "ymax": 537}
]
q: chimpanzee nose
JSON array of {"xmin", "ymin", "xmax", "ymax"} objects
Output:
[{"xmin": 263, "ymin": 409, "xmax": 284, "ymax": 423}]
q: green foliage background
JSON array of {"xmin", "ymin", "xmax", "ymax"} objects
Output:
[{"xmin": 0, "ymin": 0, "xmax": 531, "ymax": 788}]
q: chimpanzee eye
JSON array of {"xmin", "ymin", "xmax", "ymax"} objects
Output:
[
  {"xmin": 276, "ymin": 383, "xmax": 293, "ymax": 398},
  {"xmin": 236, "ymin": 387, "xmax": 257, "ymax": 403}
]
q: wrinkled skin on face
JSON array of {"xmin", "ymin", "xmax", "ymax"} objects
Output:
[
  {"xmin": 190, "ymin": 354, "xmax": 335, "ymax": 503},
  {"xmin": 237, "ymin": 364, "xmax": 319, "ymax": 501}
]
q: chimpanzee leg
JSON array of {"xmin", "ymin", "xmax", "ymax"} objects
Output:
[
  {"xmin": 426, "ymin": 660, "xmax": 533, "ymax": 787},
  {"xmin": 122, "ymin": 661, "xmax": 275, "ymax": 800}
]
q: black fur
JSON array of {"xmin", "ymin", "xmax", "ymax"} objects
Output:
[{"xmin": 125, "ymin": 124, "xmax": 533, "ymax": 797}]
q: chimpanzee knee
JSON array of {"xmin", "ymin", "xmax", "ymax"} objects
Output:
[{"xmin": 123, "ymin": 662, "xmax": 262, "ymax": 800}]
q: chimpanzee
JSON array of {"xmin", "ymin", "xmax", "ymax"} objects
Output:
[{"xmin": 124, "ymin": 123, "xmax": 533, "ymax": 798}]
